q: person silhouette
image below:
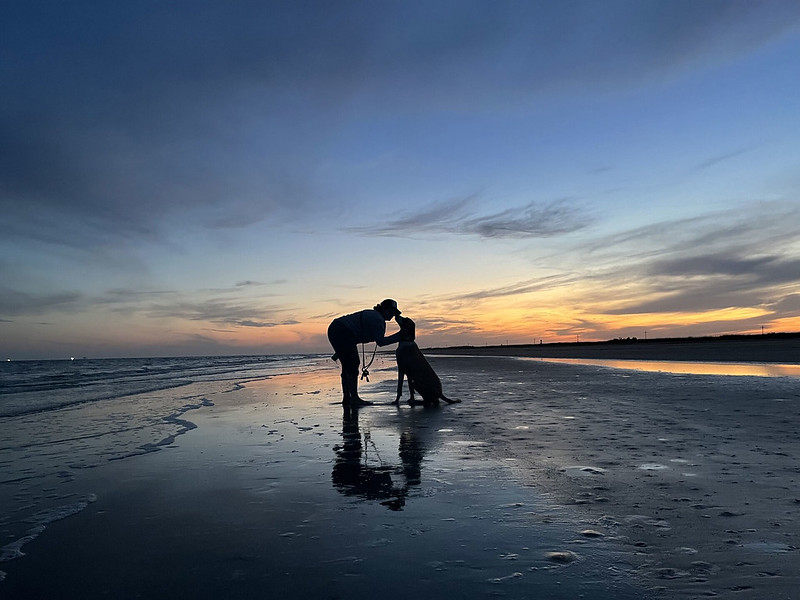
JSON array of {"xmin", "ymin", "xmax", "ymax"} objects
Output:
[{"xmin": 327, "ymin": 299, "xmax": 402, "ymax": 407}]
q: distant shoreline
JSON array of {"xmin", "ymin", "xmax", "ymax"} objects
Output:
[{"xmin": 423, "ymin": 331, "xmax": 800, "ymax": 363}]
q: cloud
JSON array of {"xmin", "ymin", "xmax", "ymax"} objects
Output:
[
  {"xmin": 604, "ymin": 253, "xmax": 800, "ymax": 315},
  {"xmin": 574, "ymin": 202, "xmax": 800, "ymax": 316},
  {"xmin": 451, "ymin": 274, "xmax": 581, "ymax": 301},
  {"xmin": 3, "ymin": 1, "xmax": 798, "ymax": 250},
  {"xmin": 581, "ymin": 202, "xmax": 799, "ymax": 264},
  {"xmin": 233, "ymin": 319, "xmax": 299, "ymax": 328},
  {"xmin": 605, "ymin": 285, "xmax": 766, "ymax": 316},
  {"xmin": 364, "ymin": 196, "xmax": 474, "ymax": 235},
  {"xmin": 349, "ymin": 196, "xmax": 593, "ymax": 239},
  {"xmin": 649, "ymin": 253, "xmax": 798, "ymax": 281},
  {"xmin": 0, "ymin": 288, "xmax": 82, "ymax": 317},
  {"xmin": 118, "ymin": 294, "xmax": 294, "ymax": 329},
  {"xmin": 465, "ymin": 200, "xmax": 594, "ymax": 239},
  {"xmin": 773, "ymin": 294, "xmax": 800, "ymax": 315},
  {"xmin": 689, "ymin": 146, "xmax": 756, "ymax": 173},
  {"xmin": 0, "ymin": 285, "xmax": 295, "ymax": 331},
  {"xmin": 416, "ymin": 201, "xmax": 800, "ymax": 329}
]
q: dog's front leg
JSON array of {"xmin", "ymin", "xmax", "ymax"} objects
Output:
[
  {"xmin": 407, "ymin": 378, "xmax": 420, "ymax": 406},
  {"xmin": 394, "ymin": 366, "xmax": 405, "ymax": 405}
]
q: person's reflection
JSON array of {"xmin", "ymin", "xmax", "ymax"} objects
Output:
[{"xmin": 332, "ymin": 407, "xmax": 424, "ymax": 511}]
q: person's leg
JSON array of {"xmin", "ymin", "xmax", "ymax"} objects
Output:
[
  {"xmin": 333, "ymin": 341, "xmax": 367, "ymax": 405},
  {"xmin": 342, "ymin": 361, "xmax": 371, "ymax": 405},
  {"xmin": 328, "ymin": 322, "xmax": 363, "ymax": 405},
  {"xmin": 337, "ymin": 350, "xmax": 357, "ymax": 402}
]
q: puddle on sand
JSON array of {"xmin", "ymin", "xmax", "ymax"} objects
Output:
[
  {"xmin": 563, "ymin": 465, "xmax": 607, "ymax": 477},
  {"xmin": 638, "ymin": 463, "xmax": 670, "ymax": 471},
  {"xmin": 742, "ymin": 542, "xmax": 796, "ymax": 554},
  {"xmin": 525, "ymin": 358, "xmax": 800, "ymax": 378}
]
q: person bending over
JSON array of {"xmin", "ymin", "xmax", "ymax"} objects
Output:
[{"xmin": 327, "ymin": 299, "xmax": 402, "ymax": 407}]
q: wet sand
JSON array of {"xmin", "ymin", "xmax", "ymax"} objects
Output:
[
  {"xmin": 3, "ymin": 355, "xmax": 800, "ymax": 599},
  {"xmin": 434, "ymin": 356, "xmax": 800, "ymax": 599}
]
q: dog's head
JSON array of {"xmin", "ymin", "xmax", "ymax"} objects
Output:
[{"xmin": 396, "ymin": 315, "xmax": 416, "ymax": 341}]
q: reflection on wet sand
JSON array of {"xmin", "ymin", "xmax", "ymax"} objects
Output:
[
  {"xmin": 332, "ymin": 407, "xmax": 426, "ymax": 511},
  {"xmin": 528, "ymin": 357, "xmax": 800, "ymax": 378}
]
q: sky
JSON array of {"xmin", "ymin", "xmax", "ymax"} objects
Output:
[{"xmin": 2, "ymin": 0, "xmax": 800, "ymax": 359}]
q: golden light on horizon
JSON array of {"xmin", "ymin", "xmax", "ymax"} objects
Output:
[
  {"xmin": 432, "ymin": 302, "xmax": 776, "ymax": 344},
  {"xmin": 765, "ymin": 315, "xmax": 800, "ymax": 333},
  {"xmin": 593, "ymin": 307, "xmax": 771, "ymax": 330}
]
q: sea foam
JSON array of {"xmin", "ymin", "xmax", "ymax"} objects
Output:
[{"xmin": 0, "ymin": 494, "xmax": 97, "ymax": 563}]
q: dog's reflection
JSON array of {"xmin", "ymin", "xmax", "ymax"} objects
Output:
[{"xmin": 332, "ymin": 407, "xmax": 425, "ymax": 511}]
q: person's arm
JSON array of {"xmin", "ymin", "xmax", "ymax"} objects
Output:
[
  {"xmin": 364, "ymin": 311, "xmax": 401, "ymax": 346},
  {"xmin": 376, "ymin": 329, "xmax": 402, "ymax": 347}
]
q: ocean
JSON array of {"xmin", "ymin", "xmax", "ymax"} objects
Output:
[
  {"xmin": 0, "ymin": 354, "xmax": 333, "ymax": 577},
  {"xmin": 0, "ymin": 354, "xmax": 332, "ymax": 418}
]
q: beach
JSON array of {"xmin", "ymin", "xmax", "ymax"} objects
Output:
[
  {"xmin": 2, "ymin": 351, "xmax": 799, "ymax": 599},
  {"xmin": 425, "ymin": 333, "xmax": 800, "ymax": 363}
]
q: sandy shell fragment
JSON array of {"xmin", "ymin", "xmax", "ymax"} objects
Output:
[
  {"xmin": 579, "ymin": 529, "xmax": 604, "ymax": 538},
  {"xmin": 544, "ymin": 550, "xmax": 578, "ymax": 564}
]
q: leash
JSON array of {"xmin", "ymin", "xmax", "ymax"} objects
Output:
[
  {"xmin": 362, "ymin": 428, "xmax": 385, "ymax": 467},
  {"xmin": 361, "ymin": 343, "xmax": 378, "ymax": 381},
  {"xmin": 358, "ymin": 310, "xmax": 379, "ymax": 381}
]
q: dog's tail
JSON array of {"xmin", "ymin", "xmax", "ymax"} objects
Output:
[{"xmin": 440, "ymin": 394, "xmax": 461, "ymax": 404}]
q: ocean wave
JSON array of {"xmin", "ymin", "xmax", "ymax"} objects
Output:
[
  {"xmin": 0, "ymin": 354, "xmax": 330, "ymax": 418},
  {"xmin": 0, "ymin": 494, "xmax": 97, "ymax": 563}
]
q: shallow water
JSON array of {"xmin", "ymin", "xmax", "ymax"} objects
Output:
[
  {"xmin": 0, "ymin": 354, "xmax": 331, "ymax": 417},
  {"xmin": 527, "ymin": 357, "xmax": 800, "ymax": 378},
  {"xmin": 0, "ymin": 355, "xmax": 337, "ymax": 581}
]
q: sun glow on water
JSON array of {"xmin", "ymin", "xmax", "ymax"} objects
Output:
[{"xmin": 531, "ymin": 358, "xmax": 800, "ymax": 378}]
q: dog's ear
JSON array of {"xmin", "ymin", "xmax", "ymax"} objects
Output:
[{"xmin": 397, "ymin": 316, "xmax": 415, "ymax": 340}]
